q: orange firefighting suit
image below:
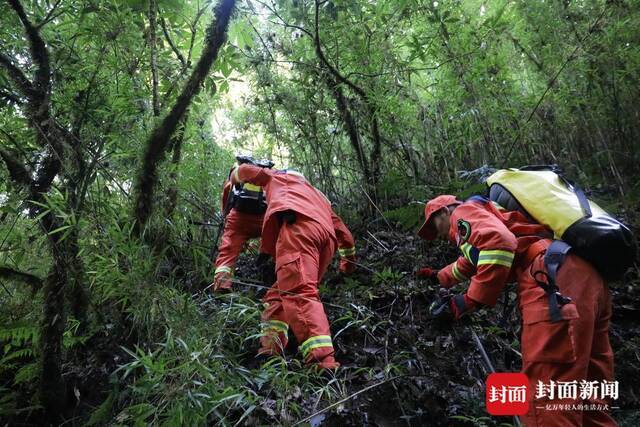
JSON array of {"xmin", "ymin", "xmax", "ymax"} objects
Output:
[
  {"xmin": 212, "ymin": 180, "xmax": 264, "ymax": 291},
  {"xmin": 233, "ymin": 165, "xmax": 356, "ymax": 369},
  {"xmin": 438, "ymin": 197, "xmax": 615, "ymax": 427}
]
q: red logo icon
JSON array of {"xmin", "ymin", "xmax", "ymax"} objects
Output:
[{"xmin": 486, "ymin": 373, "xmax": 529, "ymax": 416}]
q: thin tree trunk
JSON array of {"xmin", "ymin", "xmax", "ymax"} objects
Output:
[
  {"xmin": 39, "ymin": 213, "xmax": 70, "ymax": 419},
  {"xmin": 313, "ymin": 0, "xmax": 382, "ymax": 200},
  {"xmin": 165, "ymin": 115, "xmax": 188, "ymax": 218},
  {"xmin": 149, "ymin": 0, "xmax": 160, "ymax": 116},
  {"xmin": 326, "ymin": 75, "xmax": 371, "ymax": 186},
  {"xmin": 0, "ymin": 2, "xmax": 89, "ymax": 419}
]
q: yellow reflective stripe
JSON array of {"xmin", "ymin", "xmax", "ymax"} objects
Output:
[
  {"xmin": 243, "ymin": 183, "xmax": 262, "ymax": 192},
  {"xmin": 477, "ymin": 249, "xmax": 515, "ymax": 268},
  {"xmin": 269, "ymin": 320, "xmax": 288, "ymax": 330},
  {"xmin": 479, "ymin": 249, "xmax": 515, "ymax": 258},
  {"xmin": 460, "ymin": 242, "xmax": 473, "ymax": 260},
  {"xmin": 263, "ymin": 320, "xmax": 288, "ymax": 334},
  {"xmin": 478, "ymin": 258, "xmax": 513, "ymax": 267},
  {"xmin": 300, "ymin": 335, "xmax": 333, "ymax": 357},
  {"xmin": 215, "ymin": 266, "xmax": 233, "ymax": 274},
  {"xmin": 338, "ymin": 247, "xmax": 356, "ymax": 257},
  {"xmin": 451, "ymin": 261, "xmax": 467, "ymax": 281}
]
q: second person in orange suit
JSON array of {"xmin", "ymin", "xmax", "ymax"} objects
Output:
[
  {"xmin": 231, "ymin": 165, "xmax": 356, "ymax": 370},
  {"xmin": 418, "ymin": 195, "xmax": 615, "ymax": 427}
]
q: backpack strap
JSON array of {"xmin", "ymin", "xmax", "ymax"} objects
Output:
[
  {"xmin": 558, "ymin": 176, "xmax": 592, "ymax": 218},
  {"xmin": 518, "ymin": 165, "xmax": 592, "ymax": 218},
  {"xmin": 540, "ymin": 240, "xmax": 572, "ymax": 323}
]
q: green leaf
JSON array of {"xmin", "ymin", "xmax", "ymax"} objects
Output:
[
  {"xmin": 47, "ymin": 225, "xmax": 72, "ymax": 236},
  {"xmin": 125, "ymin": 403, "xmax": 156, "ymax": 421},
  {"xmin": 85, "ymin": 392, "xmax": 115, "ymax": 426}
]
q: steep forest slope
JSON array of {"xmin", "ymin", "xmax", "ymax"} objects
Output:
[{"xmin": 1, "ymin": 0, "xmax": 639, "ymax": 425}]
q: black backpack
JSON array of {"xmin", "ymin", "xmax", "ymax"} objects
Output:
[
  {"xmin": 486, "ymin": 165, "xmax": 636, "ymax": 281},
  {"xmin": 226, "ymin": 155, "xmax": 274, "ymax": 215}
]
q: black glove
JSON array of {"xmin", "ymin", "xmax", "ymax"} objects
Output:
[{"xmin": 429, "ymin": 289, "xmax": 453, "ymax": 318}]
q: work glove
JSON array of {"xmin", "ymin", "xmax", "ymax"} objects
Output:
[
  {"xmin": 211, "ymin": 271, "xmax": 233, "ymax": 293},
  {"xmin": 429, "ymin": 290, "xmax": 477, "ymax": 320},
  {"xmin": 416, "ymin": 267, "xmax": 439, "ymax": 286},
  {"xmin": 429, "ymin": 289, "xmax": 453, "ymax": 318},
  {"xmin": 339, "ymin": 254, "xmax": 356, "ymax": 274}
]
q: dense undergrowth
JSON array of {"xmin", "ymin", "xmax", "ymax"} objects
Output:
[{"xmin": 1, "ymin": 182, "xmax": 638, "ymax": 426}]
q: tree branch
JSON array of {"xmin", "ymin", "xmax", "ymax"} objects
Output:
[
  {"xmin": 5, "ymin": 0, "xmax": 65, "ymax": 205},
  {"xmin": 186, "ymin": 5, "xmax": 208, "ymax": 67},
  {"xmin": 159, "ymin": 15, "xmax": 187, "ymax": 68},
  {"xmin": 254, "ymin": 0, "xmax": 313, "ymax": 38},
  {"xmin": 0, "ymin": 88, "xmax": 24, "ymax": 105},
  {"xmin": 501, "ymin": 6, "xmax": 609, "ymax": 166},
  {"xmin": 313, "ymin": 0, "xmax": 382, "ymax": 196},
  {"xmin": 327, "ymin": 76, "xmax": 369, "ymax": 182},
  {"xmin": 7, "ymin": 0, "xmax": 50, "ymax": 97},
  {"xmin": 0, "ymin": 52, "xmax": 35, "ymax": 97},
  {"xmin": 0, "ymin": 148, "xmax": 32, "ymax": 187},
  {"xmin": 313, "ymin": 1, "xmax": 365, "ymax": 98},
  {"xmin": 35, "ymin": 0, "xmax": 63, "ymax": 29},
  {"xmin": 0, "ymin": 266, "xmax": 43, "ymax": 292},
  {"xmin": 133, "ymin": 0, "xmax": 237, "ymax": 233}
]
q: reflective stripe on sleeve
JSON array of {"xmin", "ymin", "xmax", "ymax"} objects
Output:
[
  {"xmin": 451, "ymin": 261, "xmax": 468, "ymax": 281},
  {"xmin": 477, "ymin": 249, "xmax": 515, "ymax": 268},
  {"xmin": 460, "ymin": 242, "xmax": 473, "ymax": 261}
]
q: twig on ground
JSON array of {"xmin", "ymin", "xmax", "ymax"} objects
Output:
[{"xmin": 295, "ymin": 375, "xmax": 404, "ymax": 425}]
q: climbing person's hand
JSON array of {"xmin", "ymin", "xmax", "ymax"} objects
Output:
[
  {"xmin": 243, "ymin": 239, "xmax": 260, "ymax": 255},
  {"xmin": 211, "ymin": 271, "xmax": 233, "ymax": 293},
  {"xmin": 339, "ymin": 254, "xmax": 356, "ymax": 274},
  {"xmin": 416, "ymin": 267, "xmax": 439, "ymax": 286},
  {"xmin": 429, "ymin": 288, "xmax": 453, "ymax": 318},
  {"xmin": 429, "ymin": 290, "xmax": 477, "ymax": 320},
  {"xmin": 416, "ymin": 267, "xmax": 438, "ymax": 278}
]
